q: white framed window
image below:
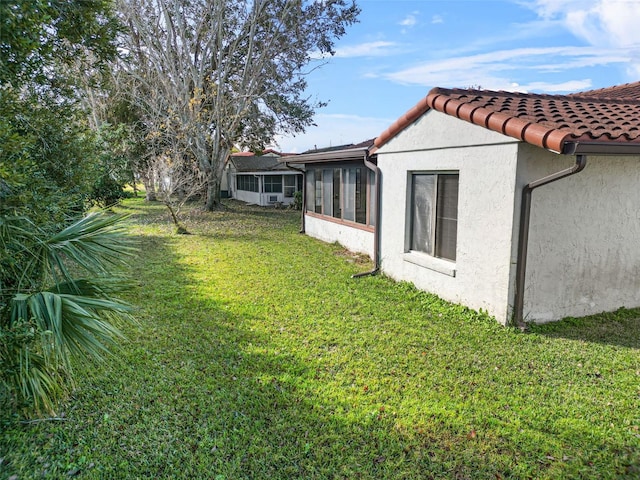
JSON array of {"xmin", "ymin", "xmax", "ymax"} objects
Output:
[
  {"xmin": 263, "ymin": 175, "xmax": 282, "ymax": 193},
  {"xmin": 409, "ymin": 172, "xmax": 459, "ymax": 261},
  {"xmin": 237, "ymin": 175, "xmax": 258, "ymax": 192},
  {"xmin": 283, "ymin": 175, "xmax": 297, "ymax": 197}
]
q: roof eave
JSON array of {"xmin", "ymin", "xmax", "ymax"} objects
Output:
[
  {"xmin": 565, "ymin": 141, "xmax": 640, "ymax": 156},
  {"xmin": 282, "ymin": 147, "xmax": 371, "ymax": 165}
]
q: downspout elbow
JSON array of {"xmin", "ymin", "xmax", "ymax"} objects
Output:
[
  {"xmin": 513, "ymin": 154, "xmax": 587, "ymax": 329},
  {"xmin": 352, "ymin": 152, "xmax": 381, "ymax": 278}
]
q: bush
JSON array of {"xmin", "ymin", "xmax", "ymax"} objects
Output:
[{"xmin": 91, "ymin": 173, "xmax": 126, "ymax": 208}]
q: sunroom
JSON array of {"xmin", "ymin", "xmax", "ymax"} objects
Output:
[{"xmin": 284, "ymin": 139, "xmax": 378, "ymax": 258}]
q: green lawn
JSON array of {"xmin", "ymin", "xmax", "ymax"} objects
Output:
[{"xmin": 2, "ymin": 197, "xmax": 639, "ymax": 479}]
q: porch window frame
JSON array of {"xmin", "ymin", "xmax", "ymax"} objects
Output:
[{"xmin": 304, "ymin": 163, "xmax": 376, "ymax": 227}]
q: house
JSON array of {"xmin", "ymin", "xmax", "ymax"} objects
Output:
[
  {"xmin": 372, "ymin": 82, "xmax": 640, "ymax": 325},
  {"xmin": 227, "ymin": 149, "xmax": 302, "ymax": 207},
  {"xmin": 283, "ymin": 139, "xmax": 378, "ymax": 259}
]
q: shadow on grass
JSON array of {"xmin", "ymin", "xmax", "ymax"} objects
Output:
[
  {"xmin": 0, "ymin": 234, "xmax": 416, "ymax": 478},
  {"xmin": 3, "ymin": 222, "xmax": 639, "ymax": 479},
  {"xmin": 529, "ymin": 307, "xmax": 640, "ymax": 350}
]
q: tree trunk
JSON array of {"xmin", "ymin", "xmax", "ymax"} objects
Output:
[
  {"xmin": 205, "ymin": 176, "xmax": 221, "ymax": 211},
  {"xmin": 131, "ymin": 171, "xmax": 138, "ymax": 197},
  {"xmin": 203, "ymin": 147, "xmax": 229, "ymax": 211},
  {"xmin": 142, "ymin": 176, "xmax": 156, "ymax": 201}
]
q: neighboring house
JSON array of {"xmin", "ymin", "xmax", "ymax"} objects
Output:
[
  {"xmin": 372, "ymin": 81, "xmax": 640, "ymax": 325},
  {"xmin": 227, "ymin": 149, "xmax": 302, "ymax": 207},
  {"xmin": 284, "ymin": 139, "xmax": 378, "ymax": 258}
]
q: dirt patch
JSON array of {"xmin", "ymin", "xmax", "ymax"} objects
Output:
[{"xmin": 333, "ymin": 247, "xmax": 371, "ymax": 265}]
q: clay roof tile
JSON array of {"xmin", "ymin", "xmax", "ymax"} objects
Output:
[{"xmin": 375, "ymin": 81, "xmax": 640, "ymax": 154}]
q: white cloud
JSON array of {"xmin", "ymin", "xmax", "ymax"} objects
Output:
[
  {"xmin": 431, "ymin": 15, "xmax": 444, "ymax": 25},
  {"xmin": 332, "ymin": 41, "xmax": 400, "ymax": 58},
  {"xmin": 399, "ymin": 14, "xmax": 418, "ymax": 27},
  {"xmin": 273, "ymin": 114, "xmax": 393, "ymax": 153},
  {"xmin": 513, "ymin": 79, "xmax": 593, "ymax": 92},
  {"xmin": 383, "ymin": 45, "xmax": 627, "ymax": 92},
  {"xmin": 522, "ymin": 0, "xmax": 640, "ymax": 48}
]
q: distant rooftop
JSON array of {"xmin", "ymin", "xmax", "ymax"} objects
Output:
[{"xmin": 301, "ymin": 138, "xmax": 376, "ymax": 154}]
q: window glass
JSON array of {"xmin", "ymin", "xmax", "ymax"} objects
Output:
[
  {"xmin": 368, "ymin": 170, "xmax": 376, "ymax": 227},
  {"xmin": 332, "ymin": 169, "xmax": 341, "ymax": 219},
  {"xmin": 435, "ymin": 175, "xmax": 459, "ymax": 261},
  {"xmin": 355, "ymin": 168, "xmax": 366, "ymax": 224},
  {"xmin": 322, "ymin": 169, "xmax": 333, "ymax": 216},
  {"xmin": 264, "ymin": 175, "xmax": 282, "ymax": 193},
  {"xmin": 284, "ymin": 176, "xmax": 296, "ymax": 197},
  {"xmin": 305, "ymin": 165, "xmax": 376, "ymax": 227},
  {"xmin": 411, "ymin": 174, "xmax": 436, "ymax": 255},
  {"xmin": 410, "ymin": 173, "xmax": 458, "ymax": 261},
  {"xmin": 237, "ymin": 175, "xmax": 258, "ymax": 192},
  {"xmin": 314, "ymin": 170, "xmax": 322, "ymax": 213},
  {"xmin": 342, "ymin": 168, "xmax": 355, "ymax": 221},
  {"xmin": 306, "ymin": 170, "xmax": 315, "ymax": 212}
]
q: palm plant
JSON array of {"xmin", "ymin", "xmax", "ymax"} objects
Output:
[{"xmin": 0, "ymin": 212, "xmax": 134, "ymax": 414}]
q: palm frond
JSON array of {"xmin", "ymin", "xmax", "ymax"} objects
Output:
[
  {"xmin": 15, "ymin": 346, "xmax": 65, "ymax": 414},
  {"xmin": 10, "ymin": 290, "xmax": 131, "ymax": 369},
  {"xmin": 2, "ymin": 211, "xmax": 135, "ymax": 415},
  {"xmin": 45, "ymin": 212, "xmax": 135, "ymax": 278}
]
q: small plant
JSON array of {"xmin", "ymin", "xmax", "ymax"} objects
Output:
[
  {"xmin": 291, "ymin": 190, "xmax": 303, "ymax": 210},
  {"xmin": 91, "ymin": 173, "xmax": 126, "ymax": 208}
]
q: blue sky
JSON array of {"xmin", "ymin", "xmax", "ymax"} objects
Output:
[{"xmin": 275, "ymin": 0, "xmax": 640, "ymax": 152}]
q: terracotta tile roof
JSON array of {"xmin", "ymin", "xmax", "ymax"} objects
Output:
[
  {"xmin": 570, "ymin": 81, "xmax": 640, "ymax": 101},
  {"xmin": 374, "ymin": 81, "xmax": 640, "ymax": 155}
]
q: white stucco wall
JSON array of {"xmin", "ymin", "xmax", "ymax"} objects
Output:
[
  {"xmin": 305, "ymin": 215, "xmax": 374, "ymax": 258},
  {"xmin": 234, "ymin": 189, "xmax": 261, "ymax": 205},
  {"xmin": 517, "ymin": 145, "xmax": 640, "ymax": 322},
  {"xmin": 376, "ymin": 110, "xmax": 520, "ymax": 323}
]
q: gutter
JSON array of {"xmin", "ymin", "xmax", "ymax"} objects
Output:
[
  {"xmin": 352, "ymin": 152, "xmax": 381, "ymax": 278},
  {"xmin": 285, "ymin": 146, "xmax": 370, "ymax": 165},
  {"xmin": 512, "ymin": 153, "xmax": 587, "ymax": 328},
  {"xmin": 284, "ymin": 162, "xmax": 306, "ymax": 233}
]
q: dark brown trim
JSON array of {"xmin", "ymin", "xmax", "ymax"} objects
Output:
[
  {"xmin": 284, "ymin": 147, "xmax": 370, "ymax": 164},
  {"xmin": 568, "ymin": 141, "xmax": 640, "ymax": 155},
  {"xmin": 305, "ymin": 211, "xmax": 375, "ymax": 233}
]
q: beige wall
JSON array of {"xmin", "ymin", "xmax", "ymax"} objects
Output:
[
  {"xmin": 377, "ymin": 110, "xmax": 520, "ymax": 323},
  {"xmin": 518, "ymin": 145, "xmax": 640, "ymax": 322}
]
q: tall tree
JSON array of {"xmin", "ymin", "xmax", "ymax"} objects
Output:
[{"xmin": 117, "ymin": 0, "xmax": 360, "ymax": 210}]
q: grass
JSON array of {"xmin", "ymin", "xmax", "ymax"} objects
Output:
[{"xmin": 1, "ymin": 197, "xmax": 639, "ymax": 479}]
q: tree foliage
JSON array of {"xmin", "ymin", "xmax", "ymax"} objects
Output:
[
  {"xmin": 0, "ymin": 0, "xmax": 119, "ymax": 89},
  {"xmin": 1, "ymin": 1, "xmax": 135, "ymax": 414},
  {"xmin": 117, "ymin": 0, "xmax": 360, "ymax": 209},
  {"xmin": 1, "ymin": 0, "xmax": 123, "ymax": 223}
]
